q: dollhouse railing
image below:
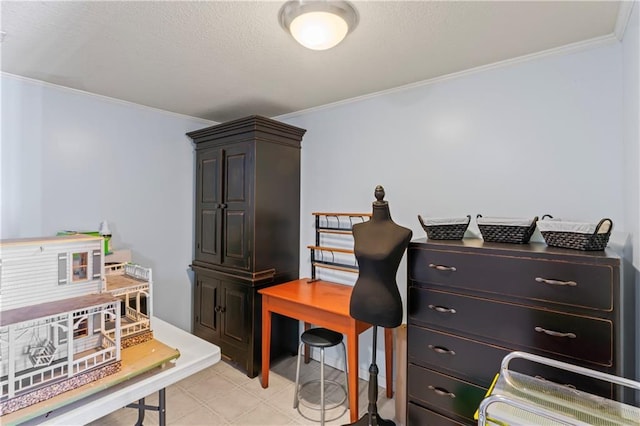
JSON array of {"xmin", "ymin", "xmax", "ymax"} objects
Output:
[
  {"xmin": 72, "ymin": 344, "xmax": 117, "ymax": 375},
  {"xmin": 8, "ymin": 362, "xmax": 68, "ymax": 397},
  {"xmin": 105, "ymin": 262, "xmax": 128, "ymax": 274},
  {"xmin": 1, "ymin": 333, "xmax": 118, "ymax": 399},
  {"xmin": 125, "ymin": 305, "xmax": 144, "ymax": 321},
  {"xmin": 106, "ymin": 317, "xmax": 150, "ymax": 340},
  {"xmin": 104, "ymin": 263, "xmax": 151, "ymax": 283},
  {"xmin": 108, "ymin": 283, "xmax": 149, "ymax": 297},
  {"xmin": 102, "ymin": 334, "xmax": 116, "ymax": 349},
  {"xmin": 125, "ymin": 264, "xmax": 151, "ymax": 281},
  {"xmin": 122, "ymin": 319, "xmax": 150, "ymax": 337}
]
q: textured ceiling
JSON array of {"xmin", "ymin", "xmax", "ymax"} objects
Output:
[{"xmin": 0, "ymin": 1, "xmax": 623, "ymax": 122}]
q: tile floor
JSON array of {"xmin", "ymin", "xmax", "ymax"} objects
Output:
[{"xmin": 89, "ymin": 355, "xmax": 396, "ymax": 425}]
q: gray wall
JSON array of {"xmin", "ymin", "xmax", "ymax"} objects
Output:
[
  {"xmin": 621, "ymin": 1, "xmax": 640, "ymax": 384},
  {"xmin": 623, "ymin": 1, "xmax": 640, "ymax": 269},
  {"xmin": 1, "ymin": 76, "xmax": 214, "ymax": 330},
  {"xmin": 281, "ymin": 37, "xmax": 638, "ymax": 379}
]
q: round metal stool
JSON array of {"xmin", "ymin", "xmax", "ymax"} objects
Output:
[{"xmin": 293, "ymin": 327, "xmax": 349, "ymax": 425}]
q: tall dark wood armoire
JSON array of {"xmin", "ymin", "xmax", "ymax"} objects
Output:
[{"xmin": 187, "ymin": 115, "xmax": 306, "ymax": 377}]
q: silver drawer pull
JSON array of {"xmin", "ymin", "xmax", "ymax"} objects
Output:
[
  {"xmin": 535, "ymin": 277, "xmax": 577, "ymax": 287},
  {"xmin": 428, "ymin": 345, "xmax": 456, "ymax": 355},
  {"xmin": 428, "ymin": 263, "xmax": 457, "ymax": 272},
  {"xmin": 428, "ymin": 385, "xmax": 456, "ymax": 398},
  {"xmin": 428, "ymin": 304, "xmax": 457, "ymax": 314},
  {"xmin": 534, "ymin": 326, "xmax": 576, "ymax": 339}
]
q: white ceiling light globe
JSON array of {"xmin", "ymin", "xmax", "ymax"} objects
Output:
[{"xmin": 289, "ymin": 11, "xmax": 349, "ymax": 50}]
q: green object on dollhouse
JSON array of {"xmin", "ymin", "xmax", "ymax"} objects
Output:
[{"xmin": 57, "ymin": 220, "xmax": 112, "ymax": 254}]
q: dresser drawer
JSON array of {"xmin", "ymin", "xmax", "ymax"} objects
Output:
[
  {"xmin": 407, "ymin": 402, "xmax": 470, "ymax": 426},
  {"xmin": 408, "ymin": 246, "xmax": 614, "ymax": 312},
  {"xmin": 408, "ymin": 287, "xmax": 613, "ymax": 367},
  {"xmin": 408, "ymin": 325, "xmax": 614, "ymax": 399},
  {"xmin": 408, "ymin": 364, "xmax": 486, "ymax": 422},
  {"xmin": 408, "ymin": 326, "xmax": 507, "ymax": 387}
]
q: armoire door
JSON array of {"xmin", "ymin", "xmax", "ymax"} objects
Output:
[
  {"xmin": 220, "ymin": 280, "xmax": 251, "ymax": 349},
  {"xmin": 220, "ymin": 142, "xmax": 253, "ymax": 270},
  {"xmin": 195, "ymin": 148, "xmax": 222, "ymax": 265},
  {"xmin": 193, "ymin": 272, "xmax": 221, "ymax": 342}
]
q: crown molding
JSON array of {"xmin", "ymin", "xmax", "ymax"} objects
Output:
[
  {"xmin": 1, "ymin": 72, "xmax": 216, "ymax": 126},
  {"xmin": 614, "ymin": 0, "xmax": 636, "ymax": 41},
  {"xmin": 277, "ymin": 34, "xmax": 619, "ymax": 121}
]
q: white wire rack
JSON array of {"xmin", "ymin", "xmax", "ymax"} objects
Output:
[{"xmin": 477, "ymin": 351, "xmax": 640, "ymax": 426}]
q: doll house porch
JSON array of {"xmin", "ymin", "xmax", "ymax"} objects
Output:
[{"xmin": 0, "ymin": 235, "xmax": 170, "ymax": 418}]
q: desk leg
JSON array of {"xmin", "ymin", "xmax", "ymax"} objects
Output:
[
  {"xmin": 261, "ymin": 307, "xmax": 272, "ymax": 388},
  {"xmin": 385, "ymin": 327, "xmax": 393, "ymax": 398},
  {"xmin": 304, "ymin": 322, "xmax": 311, "ymax": 364},
  {"xmin": 346, "ymin": 327, "xmax": 359, "ymax": 423}
]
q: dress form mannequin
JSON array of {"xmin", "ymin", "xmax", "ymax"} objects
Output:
[{"xmin": 346, "ymin": 186, "xmax": 412, "ymax": 426}]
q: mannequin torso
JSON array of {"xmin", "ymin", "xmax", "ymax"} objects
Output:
[{"xmin": 350, "ymin": 199, "xmax": 412, "ymax": 328}]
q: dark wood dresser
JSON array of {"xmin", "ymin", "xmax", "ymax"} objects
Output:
[
  {"xmin": 187, "ymin": 115, "xmax": 306, "ymax": 378},
  {"xmin": 406, "ymin": 238, "xmax": 636, "ymax": 425}
]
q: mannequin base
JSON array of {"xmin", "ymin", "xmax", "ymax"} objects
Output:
[{"xmin": 344, "ymin": 413, "xmax": 395, "ymax": 426}]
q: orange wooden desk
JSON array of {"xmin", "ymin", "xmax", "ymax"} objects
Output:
[{"xmin": 259, "ymin": 278, "xmax": 393, "ymax": 423}]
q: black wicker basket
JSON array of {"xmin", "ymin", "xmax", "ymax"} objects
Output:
[
  {"xmin": 539, "ymin": 215, "xmax": 612, "ymax": 251},
  {"xmin": 476, "ymin": 215, "xmax": 538, "ymax": 244},
  {"xmin": 418, "ymin": 215, "xmax": 470, "ymax": 240}
]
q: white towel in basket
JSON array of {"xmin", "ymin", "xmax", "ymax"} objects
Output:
[
  {"xmin": 423, "ymin": 217, "xmax": 470, "ymax": 226},
  {"xmin": 476, "ymin": 217, "xmax": 534, "ymax": 227},
  {"xmin": 537, "ymin": 219, "xmax": 610, "ymax": 234}
]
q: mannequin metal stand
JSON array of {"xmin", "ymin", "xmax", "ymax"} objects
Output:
[{"xmin": 344, "ymin": 326, "xmax": 394, "ymax": 426}]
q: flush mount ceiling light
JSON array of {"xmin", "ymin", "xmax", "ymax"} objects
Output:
[{"xmin": 279, "ymin": 0, "xmax": 359, "ymax": 51}]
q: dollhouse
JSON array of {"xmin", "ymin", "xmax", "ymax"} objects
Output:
[{"xmin": 0, "ymin": 235, "xmax": 152, "ymax": 415}]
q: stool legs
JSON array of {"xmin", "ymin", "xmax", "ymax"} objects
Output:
[
  {"xmin": 341, "ymin": 341, "xmax": 349, "ymax": 408},
  {"xmin": 293, "ymin": 338, "xmax": 348, "ymax": 425},
  {"xmin": 320, "ymin": 347, "xmax": 325, "ymax": 425},
  {"xmin": 294, "ymin": 341, "xmax": 304, "ymax": 409}
]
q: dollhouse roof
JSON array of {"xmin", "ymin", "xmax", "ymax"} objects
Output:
[
  {"xmin": 0, "ymin": 293, "xmax": 117, "ymax": 327},
  {"xmin": 0, "ymin": 234, "xmax": 99, "ymax": 246}
]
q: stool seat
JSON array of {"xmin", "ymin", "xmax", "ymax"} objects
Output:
[{"xmin": 301, "ymin": 328, "xmax": 343, "ymax": 348}]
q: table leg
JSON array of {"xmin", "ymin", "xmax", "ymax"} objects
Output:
[
  {"xmin": 132, "ymin": 398, "xmax": 145, "ymax": 426},
  {"xmin": 261, "ymin": 306, "xmax": 272, "ymax": 388},
  {"xmin": 346, "ymin": 326, "xmax": 359, "ymax": 423},
  {"xmin": 127, "ymin": 388, "xmax": 165, "ymax": 425},
  {"xmin": 158, "ymin": 388, "xmax": 166, "ymax": 426},
  {"xmin": 304, "ymin": 322, "xmax": 311, "ymax": 364},
  {"xmin": 385, "ymin": 327, "xmax": 393, "ymax": 398}
]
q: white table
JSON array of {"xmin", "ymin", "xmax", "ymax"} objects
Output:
[{"xmin": 17, "ymin": 317, "xmax": 221, "ymax": 426}]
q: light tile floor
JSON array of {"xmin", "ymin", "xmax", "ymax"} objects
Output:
[{"xmin": 90, "ymin": 356, "xmax": 396, "ymax": 425}]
